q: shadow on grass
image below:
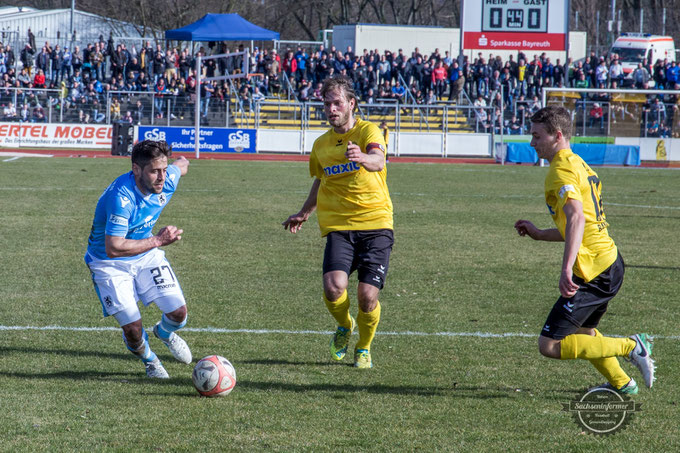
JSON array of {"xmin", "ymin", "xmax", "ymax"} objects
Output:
[
  {"xmin": 240, "ymin": 358, "xmax": 338, "ymax": 367},
  {"xmin": 231, "ymin": 380, "xmax": 527, "ymax": 398},
  {"xmin": 0, "ymin": 346, "xmax": 131, "ymax": 361},
  {"xmin": 0, "ymin": 369, "xmax": 188, "ymax": 385},
  {"xmin": 626, "ymin": 264, "xmax": 680, "ymax": 271}
]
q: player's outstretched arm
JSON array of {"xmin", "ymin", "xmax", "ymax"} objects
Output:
[
  {"xmin": 172, "ymin": 155, "xmax": 189, "ymax": 176},
  {"xmin": 514, "ymin": 220, "xmax": 563, "ymax": 242},
  {"xmin": 105, "ymin": 225, "xmax": 183, "ymax": 258},
  {"xmin": 282, "ymin": 178, "xmax": 320, "ymax": 234}
]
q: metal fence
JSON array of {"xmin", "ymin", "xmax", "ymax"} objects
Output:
[
  {"xmin": 0, "ymin": 86, "xmax": 509, "ymax": 138},
  {"xmin": 542, "ymin": 87, "xmax": 680, "ymax": 138}
]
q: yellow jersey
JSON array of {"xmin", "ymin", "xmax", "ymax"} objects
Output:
[
  {"xmin": 545, "ymin": 149, "xmax": 618, "ymax": 282},
  {"xmin": 309, "ymin": 118, "xmax": 393, "ymax": 236}
]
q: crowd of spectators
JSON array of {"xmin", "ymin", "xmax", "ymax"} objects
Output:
[{"xmin": 1, "ymin": 32, "xmax": 679, "ymax": 136}]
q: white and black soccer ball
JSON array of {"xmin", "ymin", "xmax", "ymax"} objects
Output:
[{"xmin": 192, "ymin": 355, "xmax": 237, "ymax": 397}]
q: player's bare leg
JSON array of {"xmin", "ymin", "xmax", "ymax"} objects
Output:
[{"xmin": 122, "ymin": 320, "xmax": 168, "ymax": 378}]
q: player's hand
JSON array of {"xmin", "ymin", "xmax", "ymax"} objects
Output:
[
  {"xmin": 172, "ymin": 155, "xmax": 190, "ymax": 175},
  {"xmin": 282, "ymin": 212, "xmax": 308, "ymax": 234},
  {"xmin": 514, "ymin": 220, "xmax": 541, "ymax": 240},
  {"xmin": 156, "ymin": 225, "xmax": 183, "ymax": 246},
  {"xmin": 559, "ymin": 268, "xmax": 579, "ymax": 298},
  {"xmin": 345, "ymin": 141, "xmax": 366, "ymax": 164}
]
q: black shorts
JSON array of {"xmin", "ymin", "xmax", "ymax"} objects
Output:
[
  {"xmin": 323, "ymin": 229, "xmax": 394, "ymax": 289},
  {"xmin": 540, "ymin": 253, "xmax": 625, "ymax": 340}
]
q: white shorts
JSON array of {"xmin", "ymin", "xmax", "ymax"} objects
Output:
[{"xmin": 86, "ymin": 248, "xmax": 186, "ymax": 321}]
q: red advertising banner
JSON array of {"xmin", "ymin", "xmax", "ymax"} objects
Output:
[
  {"xmin": 463, "ymin": 32, "xmax": 566, "ymax": 51},
  {"xmin": 0, "ymin": 123, "xmax": 113, "ymax": 148}
]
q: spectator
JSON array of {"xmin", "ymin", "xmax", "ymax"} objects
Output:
[
  {"xmin": 152, "ymin": 45, "xmax": 165, "ymax": 83},
  {"xmin": 20, "ymin": 44, "xmax": 35, "ymax": 77},
  {"xmin": 553, "ymin": 58, "xmax": 565, "ymax": 87},
  {"xmin": 298, "ymin": 80, "xmax": 311, "ymax": 102},
  {"xmin": 653, "ymin": 59, "xmax": 666, "ymax": 89},
  {"xmin": 71, "ymin": 45, "xmax": 82, "ymax": 75},
  {"xmin": 488, "ymin": 69, "xmax": 502, "ymax": 95},
  {"xmin": 200, "ymin": 79, "xmax": 214, "ymax": 118},
  {"xmin": 391, "ymin": 80, "xmax": 406, "ymax": 102},
  {"xmin": 31, "ymin": 103, "xmax": 46, "ymax": 122},
  {"xmin": 517, "ymin": 59, "xmax": 527, "ymax": 96},
  {"xmin": 594, "ymin": 60, "xmax": 607, "ymax": 88},
  {"xmin": 36, "ymin": 46, "xmax": 50, "ymax": 77},
  {"xmin": 666, "ymin": 61, "xmax": 680, "ymax": 88},
  {"xmin": 633, "ymin": 62, "xmax": 650, "ymax": 89},
  {"xmin": 121, "ymin": 110, "xmax": 134, "ymax": 124},
  {"xmin": 609, "ymin": 59, "xmax": 623, "ymax": 87},
  {"xmin": 134, "ymin": 99, "xmax": 145, "ymax": 124},
  {"xmin": 50, "ymin": 44, "xmax": 63, "ymax": 83},
  {"xmin": 110, "ymin": 97, "xmax": 121, "ymax": 121},
  {"xmin": 252, "ymin": 85, "xmax": 265, "ymax": 104},
  {"xmin": 154, "ymin": 77, "xmax": 169, "ymax": 118},
  {"xmin": 2, "ymin": 101, "xmax": 17, "ymax": 120},
  {"xmin": 505, "ymin": 114, "xmax": 523, "ymax": 135},
  {"xmin": 33, "ymin": 69, "xmax": 46, "ymax": 88},
  {"xmin": 588, "ymin": 102, "xmax": 604, "ymax": 130},
  {"xmin": 431, "ymin": 60, "xmax": 447, "ymax": 98},
  {"xmin": 61, "ymin": 46, "xmax": 72, "ymax": 81},
  {"xmin": 575, "ymin": 72, "xmax": 590, "ymax": 89}
]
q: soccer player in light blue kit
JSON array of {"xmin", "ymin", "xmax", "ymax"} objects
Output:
[{"xmin": 85, "ymin": 140, "xmax": 191, "ymax": 378}]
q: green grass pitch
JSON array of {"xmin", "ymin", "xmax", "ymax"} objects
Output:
[{"xmin": 0, "ymin": 156, "xmax": 678, "ymax": 451}]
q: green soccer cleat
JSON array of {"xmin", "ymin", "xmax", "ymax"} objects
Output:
[
  {"xmin": 330, "ymin": 317, "xmax": 355, "ymax": 361},
  {"xmin": 628, "ymin": 334, "xmax": 655, "ymax": 388},
  {"xmin": 353, "ymin": 349, "xmax": 372, "ymax": 369},
  {"xmin": 590, "ymin": 378, "xmax": 639, "ymax": 395}
]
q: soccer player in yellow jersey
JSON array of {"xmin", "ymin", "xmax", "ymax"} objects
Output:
[
  {"xmin": 515, "ymin": 106, "xmax": 655, "ymax": 393},
  {"xmin": 283, "ymin": 75, "xmax": 393, "ymax": 369}
]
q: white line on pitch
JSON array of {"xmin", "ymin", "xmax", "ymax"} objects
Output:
[
  {"xmin": 2, "ymin": 156, "xmax": 21, "ymax": 162},
  {"xmin": 0, "ymin": 325, "xmax": 678, "ymax": 340},
  {"xmin": 608, "ymin": 202, "xmax": 680, "ymax": 210}
]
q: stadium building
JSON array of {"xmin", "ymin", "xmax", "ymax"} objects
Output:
[{"xmin": 0, "ymin": 6, "xmax": 156, "ymax": 50}]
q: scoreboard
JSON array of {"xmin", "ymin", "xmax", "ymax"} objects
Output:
[
  {"xmin": 482, "ymin": 1, "xmax": 548, "ymax": 33},
  {"xmin": 462, "ymin": 0, "xmax": 568, "ymax": 52}
]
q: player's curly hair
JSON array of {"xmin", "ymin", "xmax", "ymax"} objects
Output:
[
  {"xmin": 531, "ymin": 106, "xmax": 572, "ymax": 140},
  {"xmin": 321, "ymin": 75, "xmax": 358, "ymax": 111},
  {"xmin": 131, "ymin": 140, "xmax": 173, "ymax": 169}
]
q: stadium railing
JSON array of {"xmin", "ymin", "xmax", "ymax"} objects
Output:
[
  {"xmin": 0, "ymin": 86, "xmax": 567, "ymax": 139},
  {"xmin": 542, "ymin": 87, "xmax": 679, "ymax": 138}
]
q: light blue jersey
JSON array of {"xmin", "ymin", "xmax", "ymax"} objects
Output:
[{"xmin": 86, "ymin": 164, "xmax": 181, "ymax": 261}]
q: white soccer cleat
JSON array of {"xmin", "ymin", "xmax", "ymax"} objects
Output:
[
  {"xmin": 628, "ymin": 333, "xmax": 655, "ymax": 388},
  {"xmin": 154, "ymin": 324, "xmax": 193, "ymax": 364},
  {"xmin": 145, "ymin": 357, "xmax": 170, "ymax": 379}
]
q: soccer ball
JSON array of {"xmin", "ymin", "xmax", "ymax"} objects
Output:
[{"xmin": 192, "ymin": 355, "xmax": 237, "ymax": 397}]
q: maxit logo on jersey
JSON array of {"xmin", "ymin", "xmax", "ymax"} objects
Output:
[{"xmin": 323, "ymin": 162, "xmax": 361, "ymax": 176}]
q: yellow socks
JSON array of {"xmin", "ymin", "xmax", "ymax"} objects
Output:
[
  {"xmin": 587, "ymin": 329, "xmax": 632, "ymax": 389},
  {"xmin": 560, "ymin": 332, "xmax": 636, "ymax": 360},
  {"xmin": 324, "ymin": 290, "xmax": 352, "ymax": 330},
  {"xmin": 355, "ymin": 301, "xmax": 381, "ymax": 351}
]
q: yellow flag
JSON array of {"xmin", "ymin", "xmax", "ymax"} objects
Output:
[{"xmin": 656, "ymin": 140, "xmax": 667, "ymax": 160}]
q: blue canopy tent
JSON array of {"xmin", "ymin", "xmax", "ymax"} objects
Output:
[
  {"xmin": 165, "ymin": 13, "xmax": 280, "ymax": 41},
  {"xmin": 166, "ymin": 14, "xmax": 280, "ymax": 159}
]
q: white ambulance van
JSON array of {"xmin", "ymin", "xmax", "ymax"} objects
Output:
[{"xmin": 609, "ymin": 33, "xmax": 675, "ymax": 84}]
